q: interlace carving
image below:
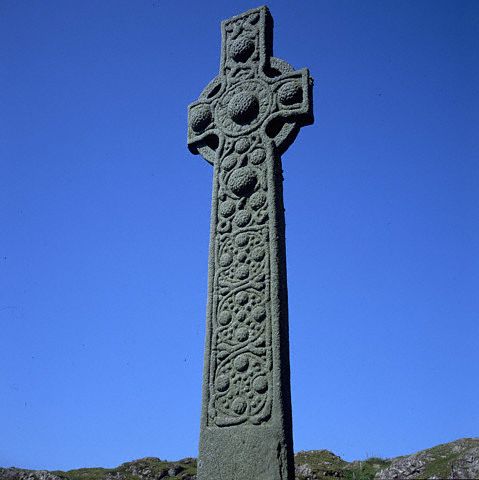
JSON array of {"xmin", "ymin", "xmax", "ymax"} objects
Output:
[
  {"xmin": 210, "ymin": 133, "xmax": 272, "ymax": 426},
  {"xmin": 188, "ymin": 6, "xmax": 313, "ymax": 428}
]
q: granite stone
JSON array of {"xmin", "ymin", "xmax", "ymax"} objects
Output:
[{"xmin": 187, "ymin": 6, "xmax": 314, "ymax": 479}]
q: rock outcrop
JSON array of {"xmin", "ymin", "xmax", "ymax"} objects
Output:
[
  {"xmin": 375, "ymin": 438, "xmax": 479, "ymax": 480},
  {"xmin": 1, "ymin": 438, "xmax": 478, "ymax": 480}
]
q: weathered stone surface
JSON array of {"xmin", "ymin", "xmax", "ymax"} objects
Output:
[
  {"xmin": 451, "ymin": 446, "xmax": 479, "ymax": 480},
  {"xmin": 0, "ymin": 470, "xmax": 65, "ymax": 480},
  {"xmin": 375, "ymin": 438, "xmax": 479, "ymax": 480},
  {"xmin": 187, "ymin": 5, "xmax": 313, "ymax": 480}
]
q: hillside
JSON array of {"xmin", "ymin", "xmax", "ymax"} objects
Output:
[{"xmin": 1, "ymin": 438, "xmax": 477, "ymax": 480}]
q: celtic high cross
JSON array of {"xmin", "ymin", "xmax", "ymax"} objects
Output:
[{"xmin": 187, "ymin": 6, "xmax": 313, "ymax": 480}]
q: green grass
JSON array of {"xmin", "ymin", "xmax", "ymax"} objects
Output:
[
  {"xmin": 53, "ymin": 467, "xmax": 115, "ymax": 480},
  {"xmin": 295, "ymin": 449, "xmax": 348, "ymax": 479},
  {"xmin": 344, "ymin": 457, "xmax": 392, "ymax": 480},
  {"xmin": 4, "ymin": 438, "xmax": 478, "ymax": 480},
  {"xmin": 418, "ymin": 439, "xmax": 476, "ymax": 479},
  {"xmin": 50, "ymin": 457, "xmax": 198, "ymax": 480},
  {"xmin": 295, "ymin": 451, "xmax": 393, "ymax": 480}
]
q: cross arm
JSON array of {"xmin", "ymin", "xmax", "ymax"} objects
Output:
[
  {"xmin": 187, "ymin": 78, "xmax": 225, "ymax": 164},
  {"xmin": 262, "ymin": 65, "xmax": 314, "ymax": 155}
]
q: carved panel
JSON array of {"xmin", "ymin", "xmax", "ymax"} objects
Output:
[{"xmin": 208, "ymin": 135, "xmax": 272, "ymax": 427}]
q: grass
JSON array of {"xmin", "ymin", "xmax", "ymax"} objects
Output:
[
  {"xmin": 4, "ymin": 438, "xmax": 478, "ymax": 480},
  {"xmin": 344, "ymin": 457, "xmax": 392, "ymax": 480},
  {"xmin": 50, "ymin": 457, "xmax": 198, "ymax": 480}
]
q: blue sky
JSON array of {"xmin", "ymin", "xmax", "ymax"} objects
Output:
[{"xmin": 1, "ymin": 0, "xmax": 478, "ymax": 471}]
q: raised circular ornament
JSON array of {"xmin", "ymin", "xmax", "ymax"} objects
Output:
[
  {"xmin": 234, "ymin": 137, "xmax": 250, "ymax": 153},
  {"xmin": 249, "ymin": 148, "xmax": 266, "ymax": 165},
  {"xmin": 234, "ymin": 354, "xmax": 249, "ymax": 372},
  {"xmin": 231, "ymin": 397, "xmax": 247, "ymax": 415},
  {"xmin": 219, "ymin": 252, "xmax": 233, "ymax": 267},
  {"xmin": 228, "ymin": 92, "xmax": 259, "ymax": 125},
  {"xmin": 235, "ymin": 327, "xmax": 249, "ymax": 342},
  {"xmin": 228, "ymin": 167, "xmax": 257, "ymax": 197},
  {"xmin": 249, "ymin": 191, "xmax": 266, "ymax": 209},
  {"xmin": 218, "ymin": 310, "xmax": 232, "ymax": 326},
  {"xmin": 222, "ymin": 154, "xmax": 238, "ymax": 171},
  {"xmin": 235, "ymin": 291, "xmax": 249, "ymax": 305},
  {"xmin": 235, "ymin": 233, "xmax": 249, "ymax": 247},
  {"xmin": 235, "ymin": 265, "xmax": 249, "ymax": 280},
  {"xmin": 216, "ymin": 375, "xmax": 230, "ymax": 392},
  {"xmin": 278, "ymin": 81, "xmax": 303, "ymax": 105},
  {"xmin": 219, "ymin": 199, "xmax": 235, "ymax": 217},
  {"xmin": 252, "ymin": 375, "xmax": 268, "ymax": 393},
  {"xmin": 215, "ymin": 80, "xmax": 272, "ymax": 136},
  {"xmin": 230, "ymin": 36, "xmax": 255, "ymax": 63},
  {"xmin": 190, "ymin": 104, "xmax": 212, "ymax": 133},
  {"xmin": 234, "ymin": 210, "xmax": 251, "ymax": 227},
  {"xmin": 251, "ymin": 247, "xmax": 265, "ymax": 261},
  {"xmin": 252, "ymin": 306, "xmax": 266, "ymax": 322}
]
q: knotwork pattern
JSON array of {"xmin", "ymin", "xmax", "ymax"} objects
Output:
[{"xmin": 209, "ymin": 133, "xmax": 272, "ymax": 427}]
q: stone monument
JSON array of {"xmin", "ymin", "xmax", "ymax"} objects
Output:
[{"xmin": 187, "ymin": 6, "xmax": 313, "ymax": 479}]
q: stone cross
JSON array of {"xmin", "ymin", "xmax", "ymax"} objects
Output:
[{"xmin": 187, "ymin": 6, "xmax": 313, "ymax": 480}]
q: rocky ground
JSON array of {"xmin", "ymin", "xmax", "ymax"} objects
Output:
[{"xmin": 1, "ymin": 438, "xmax": 477, "ymax": 480}]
